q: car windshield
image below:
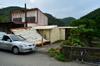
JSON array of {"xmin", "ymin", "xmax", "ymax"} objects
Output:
[{"xmin": 10, "ymin": 35, "xmax": 25, "ymax": 41}]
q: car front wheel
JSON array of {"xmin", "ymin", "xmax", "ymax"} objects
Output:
[{"xmin": 12, "ymin": 47, "xmax": 19, "ymax": 55}]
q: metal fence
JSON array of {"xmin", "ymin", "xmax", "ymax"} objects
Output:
[{"xmin": 61, "ymin": 46, "xmax": 100, "ymax": 62}]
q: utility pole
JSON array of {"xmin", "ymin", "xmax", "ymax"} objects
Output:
[{"xmin": 25, "ymin": 3, "xmax": 27, "ymax": 28}]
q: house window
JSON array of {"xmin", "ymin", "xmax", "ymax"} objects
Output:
[
  {"xmin": 27, "ymin": 17, "xmax": 35, "ymax": 23},
  {"xmin": 13, "ymin": 18, "xmax": 22, "ymax": 22}
]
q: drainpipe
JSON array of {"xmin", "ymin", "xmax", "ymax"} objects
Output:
[{"xmin": 37, "ymin": 10, "xmax": 38, "ymax": 24}]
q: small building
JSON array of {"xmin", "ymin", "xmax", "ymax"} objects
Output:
[
  {"xmin": 11, "ymin": 8, "xmax": 77, "ymax": 45},
  {"xmin": 11, "ymin": 8, "xmax": 48, "ymax": 27},
  {"xmin": 34, "ymin": 25, "xmax": 77, "ymax": 43}
]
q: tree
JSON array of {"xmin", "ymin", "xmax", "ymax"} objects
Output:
[{"xmin": 69, "ymin": 18, "xmax": 96, "ymax": 47}]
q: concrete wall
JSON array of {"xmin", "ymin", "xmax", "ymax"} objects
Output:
[
  {"xmin": 50, "ymin": 28, "xmax": 60, "ymax": 43},
  {"xmin": 37, "ymin": 10, "xmax": 48, "ymax": 26},
  {"xmin": 59, "ymin": 28, "xmax": 65, "ymax": 40},
  {"xmin": 38, "ymin": 28, "xmax": 65, "ymax": 43}
]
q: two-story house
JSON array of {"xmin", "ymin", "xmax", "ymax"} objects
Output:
[{"xmin": 11, "ymin": 8, "xmax": 48, "ymax": 27}]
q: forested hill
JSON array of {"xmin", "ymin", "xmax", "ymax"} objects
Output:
[
  {"xmin": 80, "ymin": 8, "xmax": 100, "ymax": 38},
  {"xmin": 44, "ymin": 13, "xmax": 76, "ymax": 26},
  {"xmin": 81, "ymin": 8, "xmax": 100, "ymax": 20},
  {"xmin": 71, "ymin": 8, "xmax": 100, "ymax": 28},
  {"xmin": 80, "ymin": 8, "xmax": 100, "ymax": 28},
  {"xmin": 60, "ymin": 17, "xmax": 76, "ymax": 25}
]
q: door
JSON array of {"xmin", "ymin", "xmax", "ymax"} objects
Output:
[{"xmin": 65, "ymin": 29, "xmax": 70, "ymax": 40}]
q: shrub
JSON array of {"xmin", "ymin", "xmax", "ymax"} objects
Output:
[
  {"xmin": 54, "ymin": 52, "xmax": 66, "ymax": 62},
  {"xmin": 48, "ymin": 48, "xmax": 67, "ymax": 62},
  {"xmin": 62, "ymin": 40, "xmax": 73, "ymax": 46},
  {"xmin": 62, "ymin": 37, "xmax": 86, "ymax": 47},
  {"xmin": 48, "ymin": 48, "xmax": 59, "ymax": 57}
]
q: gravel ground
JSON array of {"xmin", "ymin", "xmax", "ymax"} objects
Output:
[
  {"xmin": 0, "ymin": 47, "xmax": 94, "ymax": 66},
  {"xmin": 0, "ymin": 42, "xmax": 96, "ymax": 66}
]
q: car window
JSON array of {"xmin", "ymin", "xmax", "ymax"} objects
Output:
[
  {"xmin": 10, "ymin": 35, "xmax": 25, "ymax": 41},
  {"xmin": 2, "ymin": 36, "xmax": 11, "ymax": 42}
]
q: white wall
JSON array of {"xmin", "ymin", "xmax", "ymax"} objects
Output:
[
  {"xmin": 59, "ymin": 28, "xmax": 65, "ymax": 40},
  {"xmin": 38, "ymin": 28, "xmax": 65, "ymax": 43},
  {"xmin": 50, "ymin": 28, "xmax": 65, "ymax": 42},
  {"xmin": 37, "ymin": 10, "xmax": 48, "ymax": 26}
]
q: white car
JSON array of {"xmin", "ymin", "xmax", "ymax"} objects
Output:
[{"xmin": 0, "ymin": 34, "xmax": 36, "ymax": 54}]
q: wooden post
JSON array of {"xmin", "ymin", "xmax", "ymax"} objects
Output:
[
  {"xmin": 41, "ymin": 30, "xmax": 44, "ymax": 46},
  {"xmin": 59, "ymin": 28, "xmax": 61, "ymax": 40},
  {"xmin": 49, "ymin": 29, "xmax": 51, "ymax": 45}
]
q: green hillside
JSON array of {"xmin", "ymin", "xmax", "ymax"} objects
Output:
[
  {"xmin": 60, "ymin": 17, "xmax": 76, "ymax": 25},
  {"xmin": 81, "ymin": 8, "xmax": 100, "ymax": 37},
  {"xmin": 71, "ymin": 8, "xmax": 100, "ymax": 34},
  {"xmin": 45, "ymin": 13, "xmax": 76, "ymax": 26},
  {"xmin": 81, "ymin": 8, "xmax": 100, "ymax": 29},
  {"xmin": 44, "ymin": 13, "xmax": 65, "ymax": 26}
]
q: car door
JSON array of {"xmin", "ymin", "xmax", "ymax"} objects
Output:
[
  {"xmin": 1, "ymin": 35, "xmax": 13, "ymax": 50},
  {"xmin": 0, "ymin": 40, "xmax": 4, "ymax": 49},
  {"xmin": 0, "ymin": 36, "xmax": 6, "ymax": 49}
]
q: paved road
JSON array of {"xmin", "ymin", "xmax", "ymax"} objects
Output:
[{"xmin": 0, "ymin": 49, "xmax": 93, "ymax": 66}]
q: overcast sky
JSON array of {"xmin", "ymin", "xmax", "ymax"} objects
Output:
[{"xmin": 0, "ymin": 0, "xmax": 100, "ymax": 19}]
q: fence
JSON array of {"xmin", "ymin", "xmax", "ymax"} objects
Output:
[{"xmin": 61, "ymin": 46, "xmax": 100, "ymax": 62}]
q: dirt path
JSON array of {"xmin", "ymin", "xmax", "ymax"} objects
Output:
[{"xmin": 37, "ymin": 42, "xmax": 61, "ymax": 53}]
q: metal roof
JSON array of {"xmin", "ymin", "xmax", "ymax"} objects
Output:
[
  {"xmin": 58, "ymin": 26, "xmax": 78, "ymax": 29},
  {"xmin": 34, "ymin": 26, "xmax": 77, "ymax": 29},
  {"xmin": 11, "ymin": 8, "xmax": 38, "ymax": 13},
  {"xmin": 34, "ymin": 25, "xmax": 57, "ymax": 29}
]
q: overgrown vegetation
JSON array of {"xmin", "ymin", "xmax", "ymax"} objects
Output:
[
  {"xmin": 48, "ymin": 48, "xmax": 67, "ymax": 62},
  {"xmin": 70, "ymin": 22, "xmax": 95, "ymax": 47}
]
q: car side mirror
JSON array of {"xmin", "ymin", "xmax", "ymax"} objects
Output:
[{"xmin": 7, "ymin": 39, "xmax": 12, "ymax": 42}]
